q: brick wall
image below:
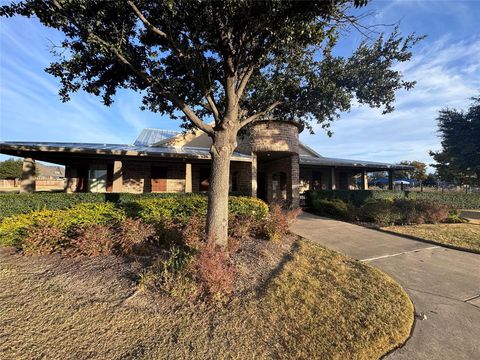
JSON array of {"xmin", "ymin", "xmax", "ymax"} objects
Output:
[
  {"xmin": 166, "ymin": 164, "xmax": 186, "ymax": 192},
  {"xmin": 250, "ymin": 121, "xmax": 300, "ymax": 154},
  {"xmin": 122, "ymin": 161, "xmax": 151, "ymax": 193}
]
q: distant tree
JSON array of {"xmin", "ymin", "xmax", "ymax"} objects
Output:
[
  {"xmin": 423, "ymin": 173, "xmax": 438, "ymax": 187},
  {"xmin": 1, "ymin": 1, "xmax": 422, "ymax": 246},
  {"xmin": 0, "ymin": 158, "xmax": 24, "ymax": 179},
  {"xmin": 430, "ymin": 96, "xmax": 480, "ymax": 186},
  {"xmin": 397, "ymin": 160, "xmax": 428, "ymax": 184}
]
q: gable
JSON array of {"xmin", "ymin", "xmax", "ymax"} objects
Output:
[{"xmin": 298, "ymin": 143, "xmax": 322, "ymax": 158}]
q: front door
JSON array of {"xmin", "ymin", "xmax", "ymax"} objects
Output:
[
  {"xmin": 151, "ymin": 166, "xmax": 167, "ymax": 192},
  {"xmin": 199, "ymin": 168, "xmax": 210, "ymax": 191},
  {"xmin": 257, "ymin": 171, "xmax": 267, "ymax": 201}
]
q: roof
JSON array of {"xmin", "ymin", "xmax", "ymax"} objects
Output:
[
  {"xmin": 36, "ymin": 163, "xmax": 65, "ymax": 178},
  {"xmin": 0, "ymin": 141, "xmax": 252, "ymax": 162},
  {"xmin": 299, "ymin": 155, "xmax": 414, "ymax": 171},
  {"xmin": 134, "ymin": 128, "xmax": 181, "ymax": 146},
  {"xmin": 1, "ymin": 128, "xmax": 411, "ymax": 170}
]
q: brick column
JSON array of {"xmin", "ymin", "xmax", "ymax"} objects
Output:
[
  {"xmin": 290, "ymin": 154, "xmax": 300, "ymax": 207},
  {"xmin": 388, "ymin": 170, "xmax": 394, "ymax": 190},
  {"xmin": 20, "ymin": 158, "xmax": 36, "ymax": 193},
  {"xmin": 251, "ymin": 153, "xmax": 257, "ymax": 197},
  {"xmin": 112, "ymin": 160, "xmax": 123, "ymax": 192},
  {"xmin": 64, "ymin": 164, "xmax": 76, "ymax": 193},
  {"xmin": 185, "ymin": 162, "xmax": 192, "ymax": 193},
  {"xmin": 329, "ymin": 168, "xmax": 336, "ymax": 190},
  {"xmin": 361, "ymin": 170, "xmax": 369, "ymax": 190}
]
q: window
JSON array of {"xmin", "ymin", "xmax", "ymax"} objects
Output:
[{"xmin": 88, "ymin": 164, "xmax": 107, "ymax": 193}]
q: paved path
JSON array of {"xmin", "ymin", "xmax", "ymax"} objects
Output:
[{"xmin": 291, "ymin": 212, "xmax": 480, "ymax": 360}]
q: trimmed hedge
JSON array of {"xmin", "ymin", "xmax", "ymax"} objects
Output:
[
  {"xmin": 0, "ymin": 195, "xmax": 269, "ymax": 247},
  {"xmin": 306, "ymin": 190, "xmax": 480, "ymax": 209},
  {"xmin": 124, "ymin": 195, "xmax": 268, "ymax": 224},
  {"xmin": 0, "ymin": 192, "xmax": 208, "ymax": 221},
  {"xmin": 0, "ymin": 202, "xmax": 126, "ymax": 246}
]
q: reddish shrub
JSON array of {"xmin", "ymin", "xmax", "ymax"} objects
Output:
[
  {"xmin": 71, "ymin": 224, "xmax": 116, "ymax": 256},
  {"xmin": 117, "ymin": 218, "xmax": 155, "ymax": 255},
  {"xmin": 194, "ymin": 241, "xmax": 236, "ymax": 301},
  {"xmin": 263, "ymin": 204, "xmax": 302, "ymax": 241},
  {"xmin": 22, "ymin": 224, "xmax": 68, "ymax": 255},
  {"xmin": 181, "ymin": 215, "xmax": 206, "ymax": 249}
]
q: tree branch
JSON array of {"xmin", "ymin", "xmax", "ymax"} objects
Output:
[
  {"xmin": 236, "ymin": 66, "xmax": 255, "ymax": 99},
  {"xmin": 128, "ymin": 1, "xmax": 219, "ymax": 127},
  {"xmin": 51, "ymin": 0, "xmax": 213, "ymax": 135},
  {"xmin": 206, "ymin": 95, "xmax": 220, "ymax": 123},
  {"xmin": 126, "ymin": 1, "xmax": 169, "ymax": 39},
  {"xmin": 240, "ymin": 101, "xmax": 283, "ymax": 128}
]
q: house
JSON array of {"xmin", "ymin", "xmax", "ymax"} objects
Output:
[
  {"xmin": 0, "ymin": 120, "xmax": 411, "ymax": 205},
  {"xmin": 0, "ymin": 161, "xmax": 65, "ymax": 192}
]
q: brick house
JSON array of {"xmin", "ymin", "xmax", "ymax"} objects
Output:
[{"xmin": 0, "ymin": 120, "xmax": 410, "ymax": 205}]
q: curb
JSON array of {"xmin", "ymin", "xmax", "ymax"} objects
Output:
[{"xmin": 374, "ymin": 228, "xmax": 480, "ymax": 256}]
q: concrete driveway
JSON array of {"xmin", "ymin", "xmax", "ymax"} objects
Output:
[{"xmin": 291, "ymin": 212, "xmax": 480, "ymax": 360}]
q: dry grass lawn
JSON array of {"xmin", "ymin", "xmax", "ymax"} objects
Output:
[
  {"xmin": 0, "ymin": 238, "xmax": 413, "ymax": 360},
  {"xmin": 385, "ymin": 223, "xmax": 480, "ymax": 254}
]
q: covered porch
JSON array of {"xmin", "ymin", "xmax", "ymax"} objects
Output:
[{"xmin": 299, "ymin": 155, "xmax": 411, "ymax": 192}]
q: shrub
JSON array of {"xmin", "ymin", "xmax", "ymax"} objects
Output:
[
  {"xmin": 417, "ymin": 201, "xmax": 450, "ymax": 224},
  {"xmin": 0, "ymin": 203, "xmax": 126, "ymax": 247},
  {"xmin": 393, "ymin": 199, "xmax": 449, "ymax": 225},
  {"xmin": 0, "ymin": 192, "xmax": 203, "ymax": 222},
  {"xmin": 312, "ymin": 198, "xmax": 349, "ymax": 220},
  {"xmin": 0, "ymin": 209, "xmax": 63, "ymax": 246},
  {"xmin": 124, "ymin": 195, "xmax": 268, "ymax": 224},
  {"xmin": 263, "ymin": 204, "xmax": 302, "ymax": 242},
  {"xmin": 194, "ymin": 241, "xmax": 236, "ymax": 302},
  {"xmin": 306, "ymin": 189, "xmax": 480, "ymax": 209},
  {"xmin": 228, "ymin": 196, "xmax": 269, "ymax": 220},
  {"xmin": 146, "ymin": 246, "xmax": 197, "ymax": 299},
  {"xmin": 22, "ymin": 224, "xmax": 69, "ymax": 255},
  {"xmin": 181, "ymin": 215, "xmax": 206, "ymax": 249},
  {"xmin": 444, "ymin": 212, "xmax": 469, "ymax": 223},
  {"xmin": 355, "ymin": 199, "xmax": 450, "ymax": 226},
  {"xmin": 70, "ymin": 225, "xmax": 116, "ymax": 256},
  {"xmin": 117, "ymin": 218, "xmax": 156, "ymax": 255},
  {"xmin": 358, "ymin": 199, "xmax": 400, "ymax": 226}
]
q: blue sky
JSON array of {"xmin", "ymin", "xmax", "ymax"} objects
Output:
[{"xmin": 1, "ymin": 0, "xmax": 480, "ymax": 169}]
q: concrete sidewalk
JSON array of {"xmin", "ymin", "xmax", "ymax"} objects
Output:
[{"xmin": 291, "ymin": 212, "xmax": 480, "ymax": 360}]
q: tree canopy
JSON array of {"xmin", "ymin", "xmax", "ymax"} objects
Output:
[
  {"xmin": 430, "ymin": 96, "xmax": 480, "ymax": 186},
  {"xmin": 0, "ymin": 158, "xmax": 24, "ymax": 179},
  {"xmin": 1, "ymin": 0, "xmax": 421, "ymax": 135},
  {"xmin": 397, "ymin": 160, "xmax": 428, "ymax": 182}
]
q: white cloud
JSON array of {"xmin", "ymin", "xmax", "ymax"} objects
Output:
[{"xmin": 301, "ymin": 36, "xmax": 480, "ymax": 170}]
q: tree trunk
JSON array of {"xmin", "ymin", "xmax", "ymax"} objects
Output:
[{"xmin": 206, "ymin": 128, "xmax": 237, "ymax": 247}]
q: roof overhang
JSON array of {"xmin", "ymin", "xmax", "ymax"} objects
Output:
[
  {"xmin": 299, "ymin": 155, "xmax": 414, "ymax": 171},
  {"xmin": 0, "ymin": 142, "xmax": 252, "ymax": 163}
]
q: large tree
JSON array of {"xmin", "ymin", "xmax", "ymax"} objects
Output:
[
  {"xmin": 430, "ymin": 96, "xmax": 480, "ymax": 186},
  {"xmin": 0, "ymin": 158, "xmax": 24, "ymax": 179},
  {"xmin": 1, "ymin": 0, "xmax": 422, "ymax": 246}
]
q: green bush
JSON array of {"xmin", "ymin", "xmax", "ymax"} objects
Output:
[
  {"xmin": 357, "ymin": 199, "xmax": 401, "ymax": 226},
  {"xmin": 355, "ymin": 199, "xmax": 450, "ymax": 226},
  {"xmin": 306, "ymin": 190, "xmax": 480, "ymax": 209},
  {"xmin": 312, "ymin": 198, "xmax": 349, "ymax": 220},
  {"xmin": 0, "ymin": 192, "xmax": 270, "ymax": 222},
  {"xmin": 0, "ymin": 202, "xmax": 126, "ymax": 247},
  {"xmin": 123, "ymin": 195, "xmax": 268, "ymax": 224},
  {"xmin": 0, "ymin": 195, "xmax": 268, "ymax": 248},
  {"xmin": 228, "ymin": 196, "xmax": 269, "ymax": 220}
]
